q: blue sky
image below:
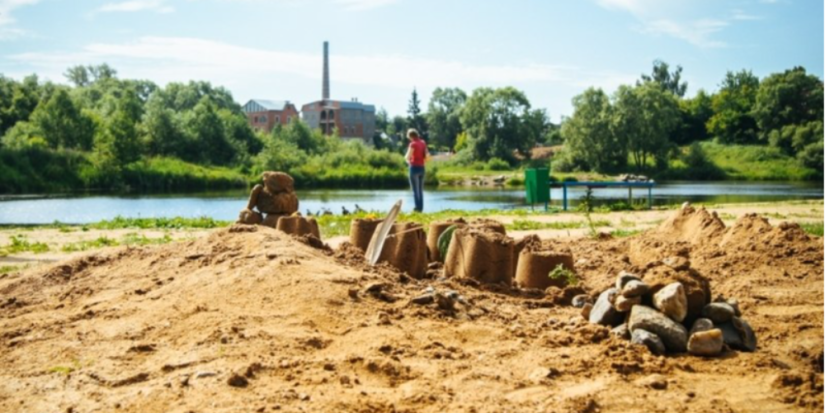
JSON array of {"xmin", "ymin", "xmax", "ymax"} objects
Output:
[{"xmin": 0, "ymin": 0, "xmax": 822, "ymax": 120}]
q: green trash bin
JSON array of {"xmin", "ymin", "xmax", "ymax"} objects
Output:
[{"xmin": 525, "ymin": 167, "xmax": 549, "ymax": 209}]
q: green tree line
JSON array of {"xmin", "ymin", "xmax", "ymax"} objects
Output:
[{"xmin": 556, "ymin": 62, "xmax": 823, "ymax": 178}]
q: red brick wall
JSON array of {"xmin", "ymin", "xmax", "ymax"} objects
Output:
[{"xmin": 246, "ymin": 104, "xmax": 300, "ymax": 133}]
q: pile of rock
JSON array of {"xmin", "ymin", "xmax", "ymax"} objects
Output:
[
  {"xmin": 582, "ymin": 270, "xmax": 756, "ymax": 356},
  {"xmin": 237, "ymin": 171, "xmax": 320, "ymax": 238}
]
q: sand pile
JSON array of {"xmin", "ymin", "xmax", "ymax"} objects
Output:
[
  {"xmin": 0, "ymin": 207, "xmax": 822, "ymax": 413},
  {"xmin": 237, "ymin": 171, "xmax": 320, "ymax": 239}
]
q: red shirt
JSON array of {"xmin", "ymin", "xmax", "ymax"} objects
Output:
[{"xmin": 409, "ymin": 139, "xmax": 427, "ymax": 167}]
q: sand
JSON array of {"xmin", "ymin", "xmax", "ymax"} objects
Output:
[{"xmin": 0, "ymin": 202, "xmax": 822, "ymax": 412}]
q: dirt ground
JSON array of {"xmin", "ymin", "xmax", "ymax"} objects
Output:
[{"xmin": 0, "ymin": 202, "xmax": 822, "ymax": 413}]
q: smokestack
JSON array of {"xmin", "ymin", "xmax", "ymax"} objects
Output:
[{"xmin": 322, "ymin": 41, "xmax": 330, "ymax": 101}]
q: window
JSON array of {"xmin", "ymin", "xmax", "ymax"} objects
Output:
[{"xmin": 287, "ymin": 116, "xmax": 292, "ymax": 124}]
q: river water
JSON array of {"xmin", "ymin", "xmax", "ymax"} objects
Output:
[{"xmin": 0, "ymin": 181, "xmax": 821, "ymax": 224}]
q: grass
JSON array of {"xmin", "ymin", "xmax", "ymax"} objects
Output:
[
  {"xmin": 800, "ymin": 222, "xmax": 824, "ymax": 237},
  {"xmin": 314, "ymin": 208, "xmax": 562, "ymax": 237},
  {"xmin": 505, "ymin": 219, "xmax": 611, "ymax": 231},
  {"xmin": 0, "ymin": 235, "xmax": 49, "ymax": 256},
  {"xmin": 610, "ymin": 229, "xmax": 644, "ymax": 238},
  {"xmin": 89, "ymin": 216, "xmax": 231, "ymax": 230},
  {"xmin": 61, "ymin": 233, "xmax": 175, "ymax": 252},
  {"xmin": 665, "ymin": 141, "xmax": 819, "ymax": 181},
  {"xmin": 548, "ymin": 264, "xmax": 578, "ymax": 286}
]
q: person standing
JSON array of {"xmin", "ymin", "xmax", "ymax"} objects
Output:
[{"xmin": 405, "ymin": 128, "xmax": 428, "ymax": 212}]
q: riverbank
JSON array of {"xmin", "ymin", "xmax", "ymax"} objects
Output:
[{"xmin": 2, "ymin": 200, "xmax": 821, "ymax": 274}]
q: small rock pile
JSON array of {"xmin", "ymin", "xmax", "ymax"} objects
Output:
[{"xmin": 581, "ymin": 270, "xmax": 757, "ymax": 357}]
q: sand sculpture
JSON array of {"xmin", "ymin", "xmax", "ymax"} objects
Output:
[{"xmin": 237, "ymin": 171, "xmax": 320, "ymax": 238}]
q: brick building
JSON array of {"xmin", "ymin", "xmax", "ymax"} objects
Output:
[
  {"xmin": 242, "ymin": 99, "xmax": 299, "ymax": 133},
  {"xmin": 301, "ymin": 41, "xmax": 376, "ymax": 142}
]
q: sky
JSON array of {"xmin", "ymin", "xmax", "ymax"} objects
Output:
[{"xmin": 0, "ymin": 0, "xmax": 822, "ymax": 121}]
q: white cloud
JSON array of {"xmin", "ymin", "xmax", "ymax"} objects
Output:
[
  {"xmin": 642, "ymin": 18, "xmax": 728, "ymax": 48},
  {"xmin": 9, "ymin": 36, "xmax": 573, "ymax": 88},
  {"xmin": 595, "ymin": 0, "xmax": 761, "ymax": 48},
  {"xmin": 96, "ymin": 0, "xmax": 174, "ymax": 14},
  {"xmin": 0, "ymin": 0, "xmax": 40, "ymax": 39}
]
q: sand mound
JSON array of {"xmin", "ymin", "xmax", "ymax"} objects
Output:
[
  {"xmin": 0, "ymin": 207, "xmax": 822, "ymax": 413},
  {"xmin": 655, "ymin": 204, "xmax": 727, "ymax": 245}
]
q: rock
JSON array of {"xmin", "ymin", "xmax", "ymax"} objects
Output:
[
  {"xmin": 718, "ymin": 317, "xmax": 757, "ymax": 352},
  {"xmin": 621, "ymin": 280, "xmax": 649, "ymax": 298},
  {"xmin": 642, "ymin": 264, "xmax": 711, "ymax": 322},
  {"xmin": 631, "ymin": 329, "xmax": 666, "ymax": 356},
  {"xmin": 614, "ymin": 295, "xmax": 641, "ymax": 312},
  {"xmin": 635, "ymin": 374, "xmax": 668, "ymax": 390},
  {"xmin": 227, "ymin": 373, "xmax": 249, "ymax": 388},
  {"xmin": 652, "ymin": 282, "xmax": 688, "ymax": 323},
  {"xmin": 689, "ymin": 318, "xmax": 714, "ymax": 335},
  {"xmin": 663, "ymin": 256, "xmax": 690, "ymax": 271},
  {"xmin": 581, "ymin": 303, "xmax": 593, "ymax": 320},
  {"xmin": 628, "ymin": 305, "xmax": 688, "ymax": 353},
  {"xmin": 434, "ymin": 291, "xmax": 456, "ymax": 312},
  {"xmin": 195, "ymin": 371, "xmax": 217, "ymax": 379},
  {"xmin": 615, "ymin": 271, "xmax": 642, "ymax": 290},
  {"xmin": 611, "ymin": 324, "xmax": 630, "ymax": 340},
  {"xmin": 688, "ymin": 329, "xmax": 724, "ymax": 357},
  {"xmin": 571, "ymin": 294, "xmax": 593, "ymax": 308},
  {"xmin": 411, "ymin": 294, "xmax": 434, "ymax": 305},
  {"xmin": 702, "ymin": 302, "xmax": 736, "ymax": 323},
  {"xmin": 588, "ymin": 288, "xmax": 623, "ymax": 327}
]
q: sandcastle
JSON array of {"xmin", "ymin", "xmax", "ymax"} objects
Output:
[{"xmin": 237, "ymin": 171, "xmax": 320, "ymax": 238}]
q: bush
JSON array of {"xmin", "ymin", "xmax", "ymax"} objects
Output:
[{"xmin": 485, "ymin": 157, "xmax": 511, "ymax": 171}]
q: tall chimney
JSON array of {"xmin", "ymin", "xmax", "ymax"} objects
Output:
[{"xmin": 322, "ymin": 41, "xmax": 330, "ymax": 101}]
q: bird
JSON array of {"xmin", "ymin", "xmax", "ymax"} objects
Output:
[
  {"xmin": 306, "ymin": 209, "xmax": 313, "ymax": 216},
  {"xmin": 354, "ymin": 204, "xmax": 366, "ymax": 213},
  {"xmin": 341, "ymin": 206, "xmax": 350, "ymax": 216}
]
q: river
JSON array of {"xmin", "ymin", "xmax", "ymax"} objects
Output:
[{"xmin": 0, "ymin": 181, "xmax": 821, "ymax": 224}]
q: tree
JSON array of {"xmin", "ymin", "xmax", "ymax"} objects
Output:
[
  {"xmin": 560, "ymin": 88, "xmax": 625, "ymax": 172},
  {"xmin": 407, "ymin": 88, "xmax": 426, "ymax": 135},
  {"xmin": 707, "ymin": 70, "xmax": 760, "ymax": 144},
  {"xmin": 459, "ymin": 87, "xmax": 545, "ymax": 163},
  {"xmin": 673, "ymin": 89, "xmax": 713, "ymax": 145},
  {"xmin": 612, "ymin": 83, "xmax": 680, "ymax": 170},
  {"xmin": 141, "ymin": 93, "xmax": 188, "ymax": 158},
  {"xmin": 186, "ymin": 97, "xmax": 234, "ymax": 165},
  {"xmin": 752, "ymin": 66, "xmax": 824, "ymax": 157},
  {"xmin": 105, "ymin": 88, "xmax": 143, "ymax": 164},
  {"xmin": 64, "ymin": 66, "xmax": 91, "ymax": 88},
  {"xmin": 639, "ymin": 60, "xmax": 688, "ymax": 98},
  {"xmin": 30, "ymin": 88, "xmax": 94, "ymax": 150},
  {"xmin": 426, "ymin": 87, "xmax": 466, "ymax": 150},
  {"xmin": 0, "ymin": 74, "xmax": 40, "ymax": 137}
]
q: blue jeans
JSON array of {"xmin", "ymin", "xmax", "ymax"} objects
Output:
[{"xmin": 409, "ymin": 166, "xmax": 425, "ymax": 212}]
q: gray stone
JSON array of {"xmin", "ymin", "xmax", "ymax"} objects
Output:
[
  {"xmin": 663, "ymin": 256, "xmax": 690, "ymax": 271},
  {"xmin": 611, "ymin": 324, "xmax": 630, "ymax": 340},
  {"xmin": 614, "ymin": 295, "xmax": 641, "ymax": 312},
  {"xmin": 629, "ymin": 305, "xmax": 688, "ymax": 353},
  {"xmin": 571, "ymin": 294, "xmax": 593, "ymax": 308},
  {"xmin": 652, "ymin": 282, "xmax": 688, "ymax": 323},
  {"xmin": 615, "ymin": 271, "xmax": 642, "ymax": 290},
  {"xmin": 688, "ymin": 328, "xmax": 724, "ymax": 357},
  {"xmin": 411, "ymin": 294, "xmax": 434, "ymax": 305},
  {"xmin": 702, "ymin": 303, "xmax": 736, "ymax": 324},
  {"xmin": 719, "ymin": 317, "xmax": 757, "ymax": 352},
  {"xmin": 631, "ymin": 329, "xmax": 666, "ymax": 356},
  {"xmin": 621, "ymin": 280, "xmax": 649, "ymax": 298},
  {"xmin": 588, "ymin": 288, "xmax": 624, "ymax": 327},
  {"xmin": 434, "ymin": 292, "xmax": 456, "ymax": 311},
  {"xmin": 689, "ymin": 318, "xmax": 714, "ymax": 336}
]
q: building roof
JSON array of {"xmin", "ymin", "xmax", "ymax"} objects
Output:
[{"xmin": 243, "ymin": 99, "xmax": 291, "ymax": 112}]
